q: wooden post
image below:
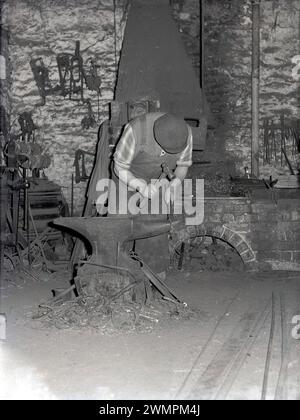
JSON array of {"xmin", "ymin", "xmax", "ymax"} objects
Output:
[
  {"xmin": 251, "ymin": 0, "xmax": 261, "ymax": 177},
  {"xmin": 199, "ymin": 0, "xmax": 204, "ymax": 88}
]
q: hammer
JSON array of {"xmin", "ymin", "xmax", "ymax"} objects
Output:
[
  {"xmin": 138, "ymin": 162, "xmax": 175, "ymax": 209},
  {"xmin": 161, "ymin": 162, "xmax": 176, "ymax": 181}
]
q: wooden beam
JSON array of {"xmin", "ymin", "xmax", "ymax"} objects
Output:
[{"xmin": 251, "ymin": 0, "xmax": 261, "ymax": 178}]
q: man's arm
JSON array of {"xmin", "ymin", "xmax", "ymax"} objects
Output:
[
  {"xmin": 114, "ymin": 162, "xmax": 144, "ymax": 190},
  {"xmin": 164, "ymin": 129, "xmax": 193, "ymax": 203},
  {"xmin": 174, "ymin": 165, "xmax": 189, "ymax": 181},
  {"xmin": 114, "ymin": 161, "xmax": 158, "ymax": 199}
]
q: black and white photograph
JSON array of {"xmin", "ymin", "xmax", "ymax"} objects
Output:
[{"xmin": 0, "ymin": 0, "xmax": 299, "ymax": 404}]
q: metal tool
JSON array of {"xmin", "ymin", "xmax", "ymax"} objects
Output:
[
  {"xmin": 30, "ymin": 58, "xmax": 60, "ymax": 106},
  {"xmin": 56, "ymin": 53, "xmax": 73, "ymax": 97},
  {"xmin": 71, "ymin": 173, "xmax": 74, "ymax": 217},
  {"xmin": 85, "ymin": 58, "xmax": 102, "ymax": 97},
  {"xmin": 18, "ymin": 112, "xmax": 36, "ymax": 142},
  {"xmin": 73, "ymin": 149, "xmax": 94, "ymax": 183},
  {"xmin": 56, "ymin": 41, "xmax": 86, "ymax": 102},
  {"xmin": 138, "ymin": 162, "xmax": 175, "ymax": 209},
  {"xmin": 81, "ymin": 99, "xmax": 96, "ymax": 130},
  {"xmin": 281, "ymin": 146, "xmax": 295, "ymax": 175},
  {"xmin": 130, "ymin": 251, "xmax": 186, "ymax": 306},
  {"xmin": 161, "ymin": 162, "xmax": 176, "ymax": 181},
  {"xmin": 69, "ymin": 40, "xmax": 85, "ymax": 101}
]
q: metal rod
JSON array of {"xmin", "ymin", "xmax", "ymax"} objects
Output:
[
  {"xmin": 71, "ymin": 173, "xmax": 74, "ymax": 217},
  {"xmin": 28, "ymin": 201, "xmax": 49, "ymax": 268},
  {"xmin": 23, "ymin": 169, "xmax": 27, "ymax": 230},
  {"xmin": 23, "ymin": 169, "xmax": 31, "ymax": 265},
  {"xmin": 177, "ymin": 242, "xmax": 185, "ymax": 270},
  {"xmin": 251, "ymin": 0, "xmax": 261, "ymax": 178},
  {"xmin": 281, "ymin": 146, "xmax": 295, "ymax": 175},
  {"xmin": 261, "ymin": 293, "xmax": 275, "ymax": 400}
]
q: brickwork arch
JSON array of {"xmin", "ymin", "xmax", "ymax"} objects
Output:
[{"xmin": 172, "ymin": 223, "xmax": 256, "ymax": 268}]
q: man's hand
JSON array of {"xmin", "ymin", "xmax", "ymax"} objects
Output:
[
  {"xmin": 127, "ymin": 176, "xmax": 158, "ymax": 199},
  {"xmin": 164, "ymin": 177, "xmax": 182, "ymax": 204},
  {"xmin": 139, "ymin": 183, "xmax": 158, "ymax": 199}
]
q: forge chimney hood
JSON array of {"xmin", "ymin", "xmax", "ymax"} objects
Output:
[{"xmin": 111, "ymin": 0, "xmax": 209, "ymax": 150}]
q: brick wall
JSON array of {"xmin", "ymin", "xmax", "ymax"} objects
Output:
[
  {"xmin": 182, "ymin": 196, "xmax": 300, "ymax": 271},
  {"xmin": 171, "ymin": 0, "xmax": 201, "ymax": 80},
  {"xmin": 251, "ymin": 198, "xmax": 300, "ymax": 269}
]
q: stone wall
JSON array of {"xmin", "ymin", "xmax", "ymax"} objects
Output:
[
  {"xmin": 172, "ymin": 0, "xmax": 300, "ymax": 178},
  {"xmin": 0, "ymin": 0, "xmax": 11, "ymax": 162},
  {"xmin": 3, "ymin": 0, "xmax": 127, "ymax": 213},
  {"xmin": 3, "ymin": 0, "xmax": 300, "ymax": 214},
  {"xmin": 204, "ymin": 0, "xmax": 299, "ymax": 177},
  {"xmin": 259, "ymin": 0, "xmax": 300, "ymax": 178}
]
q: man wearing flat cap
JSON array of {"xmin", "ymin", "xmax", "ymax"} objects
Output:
[{"xmin": 111, "ymin": 111, "xmax": 193, "ymax": 275}]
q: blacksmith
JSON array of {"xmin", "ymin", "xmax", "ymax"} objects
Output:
[{"xmin": 110, "ymin": 112, "xmax": 193, "ymax": 277}]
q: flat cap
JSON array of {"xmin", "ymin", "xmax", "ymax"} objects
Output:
[{"xmin": 153, "ymin": 113, "xmax": 188, "ymax": 154}]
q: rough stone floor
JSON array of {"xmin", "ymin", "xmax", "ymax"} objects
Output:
[{"xmin": 0, "ymin": 268, "xmax": 300, "ymax": 400}]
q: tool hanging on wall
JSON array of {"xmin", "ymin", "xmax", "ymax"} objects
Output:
[
  {"xmin": 0, "ymin": 105, "xmax": 9, "ymax": 142},
  {"xmin": 289, "ymin": 120, "xmax": 299, "ymax": 156},
  {"xmin": 263, "ymin": 118, "xmax": 270, "ymax": 164},
  {"xmin": 31, "ymin": 42, "xmax": 102, "ymax": 114},
  {"xmin": 56, "ymin": 53, "xmax": 73, "ymax": 98},
  {"xmin": 81, "ymin": 99, "xmax": 96, "ymax": 130},
  {"xmin": 85, "ymin": 58, "xmax": 102, "ymax": 95},
  {"xmin": 30, "ymin": 58, "xmax": 60, "ymax": 106},
  {"xmin": 3, "ymin": 112, "xmax": 50, "ymax": 179},
  {"xmin": 291, "ymin": 121, "xmax": 300, "ymax": 153},
  {"xmin": 85, "ymin": 58, "xmax": 102, "ymax": 119},
  {"xmin": 70, "ymin": 40, "xmax": 85, "ymax": 101},
  {"xmin": 280, "ymin": 113, "xmax": 286, "ymax": 167},
  {"xmin": 281, "ymin": 146, "xmax": 295, "ymax": 175},
  {"xmin": 18, "ymin": 112, "xmax": 36, "ymax": 142},
  {"xmin": 73, "ymin": 148, "xmax": 94, "ymax": 183},
  {"xmin": 56, "ymin": 41, "xmax": 86, "ymax": 102},
  {"xmin": 263, "ymin": 114, "xmax": 299, "ymax": 171},
  {"xmin": 270, "ymin": 119, "xmax": 276, "ymax": 163},
  {"xmin": 263, "ymin": 118, "xmax": 276, "ymax": 164},
  {"xmin": 0, "ymin": 106, "xmax": 9, "ymax": 166}
]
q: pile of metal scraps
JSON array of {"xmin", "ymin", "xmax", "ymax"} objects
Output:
[{"xmin": 30, "ymin": 270, "xmax": 197, "ymax": 334}]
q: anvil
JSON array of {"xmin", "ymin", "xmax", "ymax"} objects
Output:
[
  {"xmin": 53, "ymin": 214, "xmax": 183, "ymax": 271},
  {"xmin": 53, "ymin": 214, "xmax": 186, "ymax": 303}
]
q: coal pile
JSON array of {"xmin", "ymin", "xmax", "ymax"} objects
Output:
[
  {"xmin": 172, "ymin": 236, "xmax": 244, "ymax": 272},
  {"xmin": 188, "ymin": 241, "xmax": 244, "ymax": 271}
]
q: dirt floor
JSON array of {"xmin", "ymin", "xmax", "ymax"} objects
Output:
[{"xmin": 0, "ymin": 267, "xmax": 300, "ymax": 400}]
